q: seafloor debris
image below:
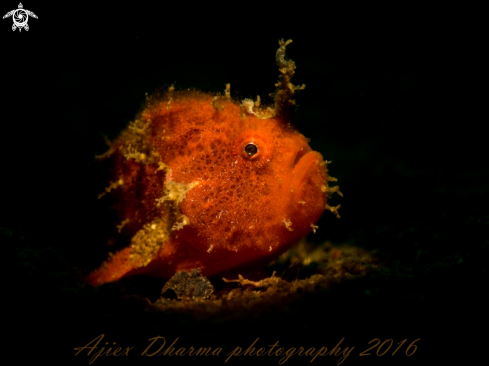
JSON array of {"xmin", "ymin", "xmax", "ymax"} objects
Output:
[
  {"xmin": 148, "ymin": 242, "xmax": 384, "ymax": 319},
  {"xmin": 160, "ymin": 268, "xmax": 214, "ymax": 300}
]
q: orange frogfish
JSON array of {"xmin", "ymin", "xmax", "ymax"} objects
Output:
[{"xmin": 87, "ymin": 39, "xmax": 341, "ymax": 286}]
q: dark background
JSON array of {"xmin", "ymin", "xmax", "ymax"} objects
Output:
[{"xmin": 1, "ymin": 2, "xmax": 486, "ymax": 364}]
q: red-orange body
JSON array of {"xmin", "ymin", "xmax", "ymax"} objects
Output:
[{"xmin": 87, "ymin": 41, "xmax": 338, "ymax": 286}]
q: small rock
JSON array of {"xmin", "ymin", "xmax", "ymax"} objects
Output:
[{"xmin": 161, "ymin": 269, "xmax": 213, "ymax": 300}]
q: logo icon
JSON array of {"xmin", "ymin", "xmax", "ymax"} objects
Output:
[{"xmin": 3, "ymin": 3, "xmax": 37, "ymax": 32}]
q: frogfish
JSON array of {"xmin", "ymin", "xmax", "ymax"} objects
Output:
[{"xmin": 87, "ymin": 39, "xmax": 341, "ymax": 286}]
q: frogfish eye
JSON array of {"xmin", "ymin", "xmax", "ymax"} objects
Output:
[{"xmin": 245, "ymin": 143, "xmax": 258, "ymax": 156}]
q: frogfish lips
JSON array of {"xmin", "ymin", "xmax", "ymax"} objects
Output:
[
  {"xmin": 287, "ymin": 148, "xmax": 328, "ymax": 240},
  {"xmin": 292, "ymin": 150, "xmax": 326, "ymax": 190},
  {"xmin": 285, "ymin": 135, "xmax": 328, "ymax": 224}
]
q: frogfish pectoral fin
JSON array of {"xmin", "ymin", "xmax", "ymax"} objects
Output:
[{"xmin": 86, "ymin": 247, "xmax": 135, "ymax": 286}]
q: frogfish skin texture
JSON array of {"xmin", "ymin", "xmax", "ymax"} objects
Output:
[{"xmin": 87, "ymin": 40, "xmax": 340, "ymax": 286}]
